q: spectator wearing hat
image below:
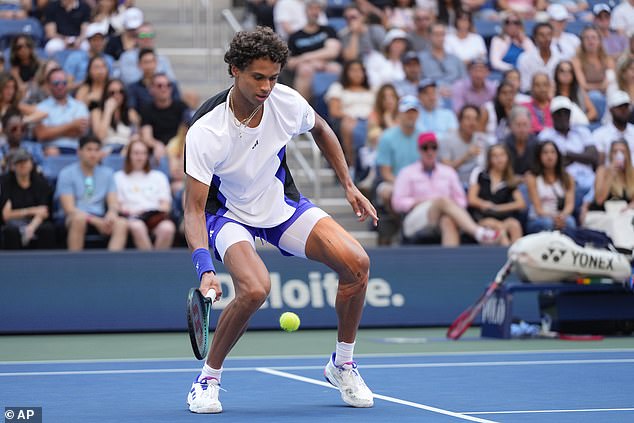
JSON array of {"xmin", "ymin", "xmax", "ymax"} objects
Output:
[
  {"xmin": 538, "ymin": 95, "xmax": 598, "ymax": 198},
  {"xmin": 415, "ymin": 78, "xmax": 457, "ymax": 139},
  {"xmin": 451, "ymin": 58, "xmax": 497, "ymax": 114},
  {"xmin": 365, "ymin": 28, "xmax": 410, "ymax": 88},
  {"xmin": 408, "ymin": 6, "xmax": 433, "ymax": 53},
  {"xmin": 593, "ymin": 90, "xmax": 634, "ymax": 163},
  {"xmin": 43, "ymin": 0, "xmax": 92, "ymax": 51},
  {"xmin": 0, "ymin": 109, "xmax": 45, "ymax": 173},
  {"xmin": 105, "ymin": 7, "xmax": 143, "ymax": 60},
  {"xmin": 610, "ymin": 0, "xmax": 634, "ymax": 37},
  {"xmin": 392, "ymin": 131, "xmax": 500, "ymax": 246},
  {"xmin": 34, "ymin": 68, "xmax": 90, "ymax": 156},
  {"xmin": 547, "ymin": 4, "xmax": 580, "ymax": 61},
  {"xmin": 517, "ymin": 22, "xmax": 562, "ymax": 93},
  {"xmin": 338, "ymin": 5, "xmax": 386, "ymax": 63},
  {"xmin": 443, "ymin": 10, "xmax": 487, "ymax": 66},
  {"xmin": 419, "ymin": 23, "xmax": 465, "ymax": 106},
  {"xmin": 393, "ymin": 51, "xmax": 422, "ymax": 97},
  {"xmin": 0, "ymin": 149, "xmax": 56, "ymax": 249},
  {"xmin": 285, "ymin": 0, "xmax": 341, "ymax": 101},
  {"xmin": 593, "ymin": 4, "xmax": 627, "ymax": 60},
  {"xmin": 63, "ymin": 22, "xmax": 116, "ymax": 87}
]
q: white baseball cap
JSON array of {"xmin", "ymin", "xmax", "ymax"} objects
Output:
[
  {"xmin": 547, "ymin": 4, "xmax": 569, "ymax": 21},
  {"xmin": 85, "ymin": 22, "xmax": 108, "ymax": 39},
  {"xmin": 550, "ymin": 96, "xmax": 573, "ymax": 112},
  {"xmin": 383, "ymin": 28, "xmax": 409, "ymax": 48},
  {"xmin": 124, "ymin": 7, "xmax": 144, "ymax": 30},
  {"xmin": 608, "ymin": 90, "xmax": 631, "ymax": 108}
]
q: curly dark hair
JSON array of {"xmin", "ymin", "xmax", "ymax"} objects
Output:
[{"xmin": 224, "ymin": 26, "xmax": 288, "ymax": 76}]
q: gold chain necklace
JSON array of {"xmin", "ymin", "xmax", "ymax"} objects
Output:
[{"xmin": 229, "ymin": 88, "xmax": 262, "ymax": 139}]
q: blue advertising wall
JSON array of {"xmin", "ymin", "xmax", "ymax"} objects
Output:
[{"xmin": 0, "ymin": 247, "xmax": 536, "ymax": 334}]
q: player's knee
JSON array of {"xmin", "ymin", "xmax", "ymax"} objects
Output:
[
  {"xmin": 340, "ymin": 248, "xmax": 370, "ymax": 289},
  {"xmin": 238, "ymin": 278, "xmax": 271, "ymax": 308}
]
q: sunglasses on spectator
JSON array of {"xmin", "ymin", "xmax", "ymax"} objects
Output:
[
  {"xmin": 154, "ymin": 82, "xmax": 171, "ymax": 89},
  {"xmin": 421, "ymin": 144, "xmax": 438, "ymax": 151},
  {"xmin": 344, "ymin": 14, "xmax": 361, "ymax": 20},
  {"xmin": 505, "ymin": 20, "xmax": 521, "ymax": 25},
  {"xmin": 137, "ymin": 32, "xmax": 155, "ymax": 39},
  {"xmin": 15, "ymin": 43, "xmax": 31, "ymax": 50},
  {"xmin": 50, "ymin": 80, "xmax": 67, "ymax": 87},
  {"xmin": 108, "ymin": 89, "xmax": 124, "ymax": 95}
]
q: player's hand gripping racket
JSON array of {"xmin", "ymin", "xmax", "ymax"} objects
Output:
[
  {"xmin": 447, "ymin": 257, "xmax": 515, "ymax": 340},
  {"xmin": 186, "ymin": 288, "xmax": 214, "ymax": 360}
]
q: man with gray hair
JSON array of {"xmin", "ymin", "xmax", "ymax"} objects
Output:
[{"xmin": 503, "ymin": 105, "xmax": 538, "ymax": 177}]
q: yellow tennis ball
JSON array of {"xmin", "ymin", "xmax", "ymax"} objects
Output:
[{"xmin": 279, "ymin": 312, "xmax": 300, "ymax": 332}]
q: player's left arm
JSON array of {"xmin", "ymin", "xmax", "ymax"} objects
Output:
[{"xmin": 310, "ymin": 114, "xmax": 378, "ymax": 226}]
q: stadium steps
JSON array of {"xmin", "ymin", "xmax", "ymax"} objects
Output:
[{"xmin": 134, "ymin": 0, "xmax": 377, "ymax": 247}]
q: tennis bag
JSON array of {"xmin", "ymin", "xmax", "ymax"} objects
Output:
[{"xmin": 508, "ymin": 230, "xmax": 632, "ymax": 283}]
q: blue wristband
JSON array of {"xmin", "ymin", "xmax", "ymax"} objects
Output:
[{"xmin": 192, "ymin": 248, "xmax": 215, "ymax": 281}]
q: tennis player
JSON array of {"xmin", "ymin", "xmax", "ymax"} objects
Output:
[{"xmin": 184, "ymin": 26, "xmax": 378, "ymax": 413}]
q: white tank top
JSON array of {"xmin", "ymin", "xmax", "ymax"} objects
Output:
[{"xmin": 532, "ymin": 175, "xmax": 565, "ymax": 217}]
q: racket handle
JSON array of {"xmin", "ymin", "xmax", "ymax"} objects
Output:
[{"xmin": 203, "ymin": 289, "xmax": 217, "ymax": 304}]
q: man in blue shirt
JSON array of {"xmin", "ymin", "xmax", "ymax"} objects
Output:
[
  {"xmin": 415, "ymin": 78, "xmax": 458, "ymax": 139},
  {"xmin": 63, "ymin": 21, "xmax": 116, "ymax": 86}
]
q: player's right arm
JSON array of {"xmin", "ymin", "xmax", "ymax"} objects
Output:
[{"xmin": 184, "ymin": 174, "xmax": 222, "ymax": 301}]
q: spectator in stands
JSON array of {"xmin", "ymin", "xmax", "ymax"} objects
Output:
[
  {"xmin": 617, "ymin": 34, "xmax": 634, "ymax": 68},
  {"xmin": 43, "ymin": 0, "xmax": 92, "ymax": 51},
  {"xmin": 480, "ymin": 80, "xmax": 515, "ymax": 142},
  {"xmin": 273, "ymin": 0, "xmax": 328, "ymax": 41},
  {"xmin": 502, "ymin": 69, "xmax": 531, "ymax": 103},
  {"xmin": 355, "ymin": 0, "xmax": 389, "ymax": 24},
  {"xmin": 525, "ymin": 140, "xmax": 577, "ymax": 233},
  {"xmin": 127, "ymin": 48, "xmax": 181, "ymax": 111},
  {"xmin": 593, "ymin": 4, "xmax": 627, "ymax": 61},
  {"xmin": 364, "ymin": 28, "xmax": 409, "ymax": 88},
  {"xmin": 572, "ymin": 26, "xmax": 616, "ymax": 121},
  {"xmin": 393, "ymin": 51, "xmax": 421, "ymax": 97},
  {"xmin": 74, "ymin": 56, "xmax": 110, "ymax": 109},
  {"xmin": 518, "ymin": 23, "xmax": 561, "ymax": 93},
  {"xmin": 593, "ymin": 90, "xmax": 634, "ymax": 163},
  {"xmin": 443, "ymin": 10, "xmax": 487, "ymax": 66},
  {"xmin": 105, "ymin": 7, "xmax": 143, "ymax": 60},
  {"xmin": 610, "ymin": 0, "xmax": 634, "ymax": 36},
  {"xmin": 392, "ymin": 132, "xmax": 500, "ymax": 245},
  {"xmin": 617, "ymin": 58, "xmax": 634, "ymax": 103},
  {"xmin": 467, "ymin": 144, "xmax": 525, "ymax": 246},
  {"xmin": 63, "ymin": 22, "xmax": 116, "ymax": 88},
  {"xmin": 452, "ymin": 58, "xmax": 497, "ymax": 114},
  {"xmin": 583, "ymin": 140, "xmax": 634, "ymax": 251},
  {"xmin": 521, "ymin": 72, "xmax": 553, "ymax": 134},
  {"xmin": 548, "ymin": 4, "xmax": 580, "ymax": 61},
  {"xmin": 361, "ymin": 83, "xmax": 399, "ymax": 192},
  {"xmin": 436, "ymin": 0, "xmax": 461, "ymax": 26},
  {"xmin": 245, "ymin": 0, "xmax": 276, "ymax": 30},
  {"xmin": 503, "ymin": 105, "xmax": 538, "ymax": 178},
  {"xmin": 489, "ymin": 11, "xmax": 536, "ymax": 73},
  {"xmin": 55, "ymin": 134, "xmax": 127, "ymax": 251},
  {"xmin": 119, "ymin": 22, "xmax": 177, "ymax": 85},
  {"xmin": 91, "ymin": 78, "xmax": 140, "ymax": 155},
  {"xmin": 0, "ymin": 109, "xmax": 45, "ymax": 173},
  {"xmin": 285, "ymin": 0, "xmax": 341, "ymax": 101},
  {"xmin": 415, "ymin": 78, "xmax": 457, "ymax": 138},
  {"xmin": 538, "ymin": 96, "xmax": 598, "ymax": 199},
  {"xmin": 23, "ymin": 59, "xmax": 59, "ymax": 106},
  {"xmin": 9, "ymin": 35, "xmax": 40, "ymax": 91},
  {"xmin": 92, "ymin": 0, "xmax": 125, "ymax": 34},
  {"xmin": 385, "ymin": 0, "xmax": 415, "ymax": 31},
  {"xmin": 114, "ymin": 140, "xmax": 175, "ymax": 250},
  {"xmin": 553, "ymin": 60, "xmax": 596, "ymax": 124},
  {"xmin": 324, "ymin": 60, "xmax": 375, "ymax": 171},
  {"xmin": 496, "ymin": 0, "xmax": 546, "ymax": 19},
  {"xmin": 439, "ymin": 104, "xmax": 488, "ymax": 186},
  {"xmin": 34, "ymin": 68, "xmax": 89, "ymax": 155},
  {"xmin": 419, "ymin": 23, "xmax": 465, "ymax": 106},
  {"xmin": 408, "ymin": 6, "xmax": 433, "ymax": 52},
  {"xmin": 139, "ymin": 73, "xmax": 189, "ymax": 161},
  {"xmin": 0, "ymin": 73, "xmax": 47, "ymax": 136},
  {"xmin": 0, "ymin": 2, "xmax": 27, "ymax": 19},
  {"xmin": 338, "ymin": 5, "xmax": 385, "ymax": 63},
  {"xmin": 0, "ymin": 149, "xmax": 55, "ymax": 249},
  {"xmin": 166, "ymin": 124, "xmax": 187, "ymax": 196}
]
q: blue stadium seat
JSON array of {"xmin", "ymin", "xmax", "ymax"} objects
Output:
[
  {"xmin": 566, "ymin": 20, "xmax": 589, "ymax": 36},
  {"xmin": 326, "ymin": 0, "xmax": 352, "ymax": 18},
  {"xmin": 328, "ymin": 17, "xmax": 347, "ymax": 33},
  {"xmin": 0, "ymin": 18, "xmax": 44, "ymax": 49},
  {"xmin": 102, "ymin": 154, "xmax": 124, "ymax": 172},
  {"xmin": 41, "ymin": 155, "xmax": 77, "ymax": 185},
  {"xmin": 311, "ymin": 71, "xmax": 339, "ymax": 120},
  {"xmin": 474, "ymin": 19, "xmax": 500, "ymax": 49}
]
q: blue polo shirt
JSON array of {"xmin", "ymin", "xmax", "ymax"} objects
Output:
[
  {"xmin": 55, "ymin": 163, "xmax": 116, "ymax": 217},
  {"xmin": 37, "ymin": 96, "xmax": 89, "ymax": 152}
]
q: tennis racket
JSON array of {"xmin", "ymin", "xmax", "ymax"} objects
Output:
[
  {"xmin": 186, "ymin": 288, "xmax": 213, "ymax": 360},
  {"xmin": 447, "ymin": 257, "xmax": 515, "ymax": 340}
]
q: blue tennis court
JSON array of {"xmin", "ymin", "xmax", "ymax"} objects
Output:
[{"xmin": 1, "ymin": 347, "xmax": 633, "ymax": 422}]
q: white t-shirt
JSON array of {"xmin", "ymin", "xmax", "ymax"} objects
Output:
[
  {"xmin": 114, "ymin": 169, "xmax": 171, "ymax": 215},
  {"xmin": 610, "ymin": 1, "xmax": 634, "ymax": 36},
  {"xmin": 185, "ymin": 84, "xmax": 316, "ymax": 228},
  {"xmin": 592, "ymin": 122, "xmax": 634, "ymax": 160},
  {"xmin": 444, "ymin": 33, "xmax": 487, "ymax": 64},
  {"xmin": 323, "ymin": 82, "xmax": 375, "ymax": 119}
]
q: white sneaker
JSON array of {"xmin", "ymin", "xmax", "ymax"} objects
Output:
[
  {"xmin": 187, "ymin": 375, "xmax": 223, "ymax": 414},
  {"xmin": 475, "ymin": 227, "xmax": 500, "ymax": 245},
  {"xmin": 324, "ymin": 352, "xmax": 374, "ymax": 407}
]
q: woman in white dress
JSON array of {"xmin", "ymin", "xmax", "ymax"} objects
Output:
[{"xmin": 443, "ymin": 9, "xmax": 487, "ymax": 66}]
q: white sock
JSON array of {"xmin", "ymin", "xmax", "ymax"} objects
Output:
[
  {"xmin": 335, "ymin": 341, "xmax": 355, "ymax": 366},
  {"xmin": 200, "ymin": 363, "xmax": 222, "ymax": 383}
]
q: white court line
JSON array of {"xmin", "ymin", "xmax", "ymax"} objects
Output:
[
  {"xmin": 1, "ymin": 358, "xmax": 633, "ymax": 377},
  {"xmin": 1, "ymin": 347, "xmax": 634, "ymax": 365},
  {"xmin": 257, "ymin": 367, "xmax": 498, "ymax": 423},
  {"xmin": 463, "ymin": 407, "xmax": 634, "ymax": 415}
]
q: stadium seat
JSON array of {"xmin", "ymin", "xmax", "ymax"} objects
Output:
[
  {"xmin": 328, "ymin": 17, "xmax": 347, "ymax": 33},
  {"xmin": 474, "ymin": 19, "xmax": 500, "ymax": 50},
  {"xmin": 41, "ymin": 155, "xmax": 77, "ymax": 185},
  {"xmin": 102, "ymin": 154, "xmax": 124, "ymax": 172},
  {"xmin": 0, "ymin": 18, "xmax": 44, "ymax": 49},
  {"xmin": 566, "ymin": 20, "xmax": 589, "ymax": 36},
  {"xmin": 311, "ymin": 71, "xmax": 339, "ymax": 120},
  {"xmin": 326, "ymin": 0, "xmax": 352, "ymax": 18}
]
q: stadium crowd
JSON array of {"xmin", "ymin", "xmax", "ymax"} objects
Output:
[{"xmin": 1, "ymin": 0, "xmax": 634, "ymax": 251}]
